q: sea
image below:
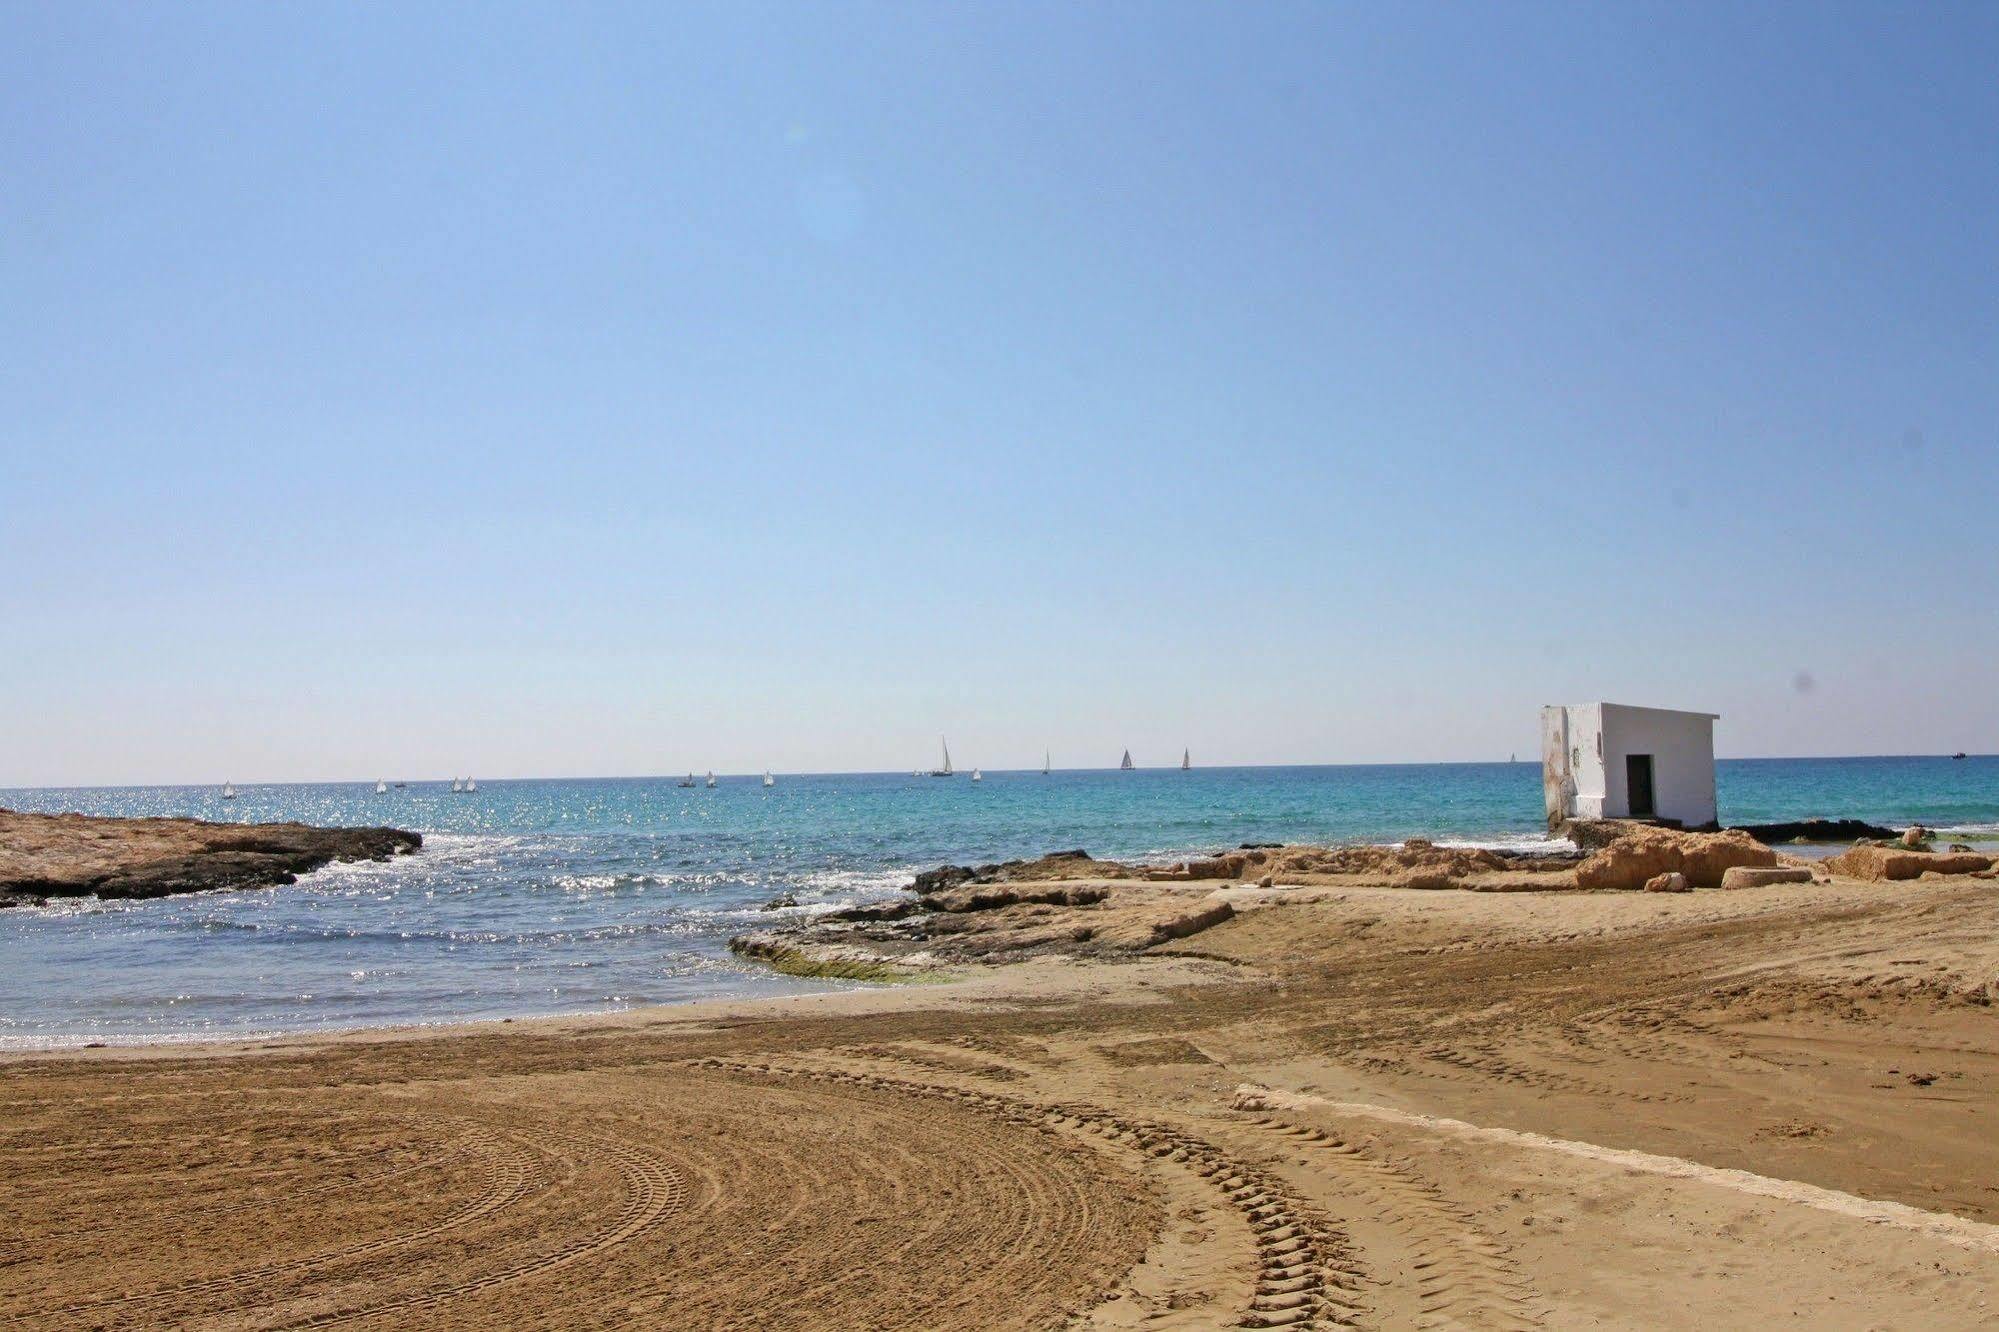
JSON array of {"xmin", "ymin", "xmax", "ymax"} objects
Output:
[{"xmin": 3, "ymin": 756, "xmax": 1995, "ymax": 1048}]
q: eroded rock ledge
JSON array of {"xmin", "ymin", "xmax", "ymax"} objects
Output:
[
  {"xmin": 731, "ymin": 830, "xmax": 1999, "ymax": 980},
  {"xmin": 0, "ymin": 808, "xmax": 422, "ymax": 907},
  {"xmin": 731, "ymin": 850, "xmax": 1242, "ymax": 979}
]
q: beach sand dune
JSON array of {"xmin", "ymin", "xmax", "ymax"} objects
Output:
[{"xmin": 4, "ymin": 872, "xmax": 1997, "ymax": 1327}]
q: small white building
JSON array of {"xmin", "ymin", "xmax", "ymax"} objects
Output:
[{"xmin": 1541, "ymin": 702, "xmax": 1718, "ymax": 830}]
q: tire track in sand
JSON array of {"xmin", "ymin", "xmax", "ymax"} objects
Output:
[
  {"xmin": 691, "ymin": 1057, "xmax": 1367, "ymax": 1330},
  {"xmin": 1237, "ymin": 1116, "xmax": 1542, "ymax": 1331},
  {"xmin": 278, "ymin": 1130, "xmax": 687, "ymax": 1328},
  {"xmin": 7, "ymin": 1123, "xmax": 540, "ymax": 1324}
]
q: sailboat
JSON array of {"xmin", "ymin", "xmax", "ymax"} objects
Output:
[
  {"xmin": 928, "ymin": 737, "xmax": 955, "ymax": 777},
  {"xmin": 451, "ymin": 777, "xmax": 464, "ymax": 793},
  {"xmin": 221, "ymin": 781, "xmax": 236, "ymax": 800},
  {"xmin": 376, "ymin": 779, "xmax": 387, "ymax": 794},
  {"xmin": 706, "ymin": 771, "xmax": 716, "ymax": 787},
  {"xmin": 1120, "ymin": 750, "xmax": 1134, "ymax": 771},
  {"xmin": 678, "ymin": 772, "xmax": 696, "ymax": 788},
  {"xmin": 971, "ymin": 768, "xmax": 982, "ymax": 782},
  {"xmin": 1181, "ymin": 748, "xmax": 1190, "ymax": 771},
  {"xmin": 464, "ymin": 776, "xmax": 477, "ymax": 793},
  {"xmin": 763, "ymin": 770, "xmax": 775, "ymax": 787},
  {"xmin": 1042, "ymin": 751, "xmax": 1050, "ymax": 776}
]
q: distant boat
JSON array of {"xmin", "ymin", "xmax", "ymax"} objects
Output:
[
  {"xmin": 1953, "ymin": 752, "xmax": 1968, "ymax": 760},
  {"xmin": 1510, "ymin": 753, "xmax": 1517, "ymax": 764},
  {"xmin": 375, "ymin": 779, "xmax": 387, "ymax": 794},
  {"xmin": 1120, "ymin": 749, "xmax": 1134, "ymax": 771},
  {"xmin": 464, "ymin": 776, "xmax": 477, "ymax": 793},
  {"xmin": 1181, "ymin": 748, "xmax": 1190, "ymax": 771},
  {"xmin": 763, "ymin": 770, "xmax": 775, "ymax": 787},
  {"xmin": 221, "ymin": 782, "xmax": 236, "ymax": 799},
  {"xmin": 392, "ymin": 782, "xmax": 406, "ymax": 789},
  {"xmin": 971, "ymin": 768, "xmax": 982, "ymax": 782},
  {"xmin": 928, "ymin": 737, "xmax": 955, "ymax": 777},
  {"xmin": 678, "ymin": 773, "xmax": 696, "ymax": 788},
  {"xmin": 706, "ymin": 771, "xmax": 716, "ymax": 787},
  {"xmin": 1042, "ymin": 751, "xmax": 1050, "ymax": 776},
  {"xmin": 451, "ymin": 777, "xmax": 464, "ymax": 793}
]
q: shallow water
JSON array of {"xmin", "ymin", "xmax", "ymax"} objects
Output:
[{"xmin": 3, "ymin": 757, "xmax": 1993, "ymax": 1046}]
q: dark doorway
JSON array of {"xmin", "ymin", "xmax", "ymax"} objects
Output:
[{"xmin": 1626, "ymin": 754, "xmax": 1656, "ymax": 819}]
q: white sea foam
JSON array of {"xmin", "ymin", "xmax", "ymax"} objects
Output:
[{"xmin": 1432, "ymin": 834, "xmax": 1579, "ymax": 855}]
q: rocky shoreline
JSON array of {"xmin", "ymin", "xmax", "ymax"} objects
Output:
[
  {"xmin": 732, "ymin": 826, "xmax": 1999, "ymax": 980},
  {"xmin": 0, "ymin": 808, "xmax": 422, "ymax": 908}
]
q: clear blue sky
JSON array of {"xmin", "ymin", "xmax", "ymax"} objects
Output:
[{"xmin": 4, "ymin": 2, "xmax": 1995, "ymax": 785}]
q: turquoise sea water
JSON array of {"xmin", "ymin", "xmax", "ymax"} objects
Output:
[{"xmin": 3, "ymin": 756, "xmax": 1994, "ymax": 1047}]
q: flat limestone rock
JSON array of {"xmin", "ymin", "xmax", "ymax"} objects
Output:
[
  {"xmin": 1718, "ymin": 866, "xmax": 1816, "ymax": 890},
  {"xmin": 731, "ymin": 881, "xmax": 1240, "ymax": 974},
  {"xmin": 0, "ymin": 808, "xmax": 421, "ymax": 905}
]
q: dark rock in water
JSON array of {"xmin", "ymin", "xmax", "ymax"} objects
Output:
[
  {"xmin": 1728, "ymin": 818, "xmax": 1898, "ymax": 845},
  {"xmin": 759, "ymin": 892, "xmax": 800, "ymax": 911},
  {"xmin": 911, "ymin": 850, "xmax": 1133, "ymax": 896},
  {"xmin": 0, "ymin": 809, "xmax": 421, "ymax": 905},
  {"xmin": 1239, "ymin": 842, "xmax": 1283, "ymax": 850},
  {"xmin": 912, "ymin": 864, "xmax": 977, "ymax": 895}
]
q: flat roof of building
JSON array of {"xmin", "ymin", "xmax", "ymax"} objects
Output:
[{"xmin": 1545, "ymin": 702, "xmax": 1721, "ymax": 721}]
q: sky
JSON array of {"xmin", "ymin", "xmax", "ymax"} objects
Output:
[{"xmin": 3, "ymin": 2, "xmax": 1996, "ymax": 786}]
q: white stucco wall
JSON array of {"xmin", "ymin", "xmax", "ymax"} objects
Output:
[{"xmin": 1542, "ymin": 703, "xmax": 1717, "ymax": 828}]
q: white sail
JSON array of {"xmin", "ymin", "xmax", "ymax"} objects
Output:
[
  {"xmin": 706, "ymin": 772, "xmax": 716, "ymax": 787},
  {"xmin": 971, "ymin": 768, "xmax": 982, "ymax": 781},
  {"xmin": 376, "ymin": 779, "xmax": 387, "ymax": 794},
  {"xmin": 941, "ymin": 738, "xmax": 952, "ymax": 775},
  {"xmin": 1120, "ymin": 749, "xmax": 1134, "ymax": 770},
  {"xmin": 1042, "ymin": 751, "xmax": 1050, "ymax": 775},
  {"xmin": 465, "ymin": 776, "xmax": 476, "ymax": 792},
  {"xmin": 763, "ymin": 770, "xmax": 775, "ymax": 787},
  {"xmin": 222, "ymin": 782, "xmax": 236, "ymax": 799},
  {"xmin": 1181, "ymin": 748, "xmax": 1190, "ymax": 770},
  {"xmin": 451, "ymin": 777, "xmax": 463, "ymax": 792}
]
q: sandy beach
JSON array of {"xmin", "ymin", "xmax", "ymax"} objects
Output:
[{"xmin": 5, "ymin": 862, "xmax": 1997, "ymax": 1329}]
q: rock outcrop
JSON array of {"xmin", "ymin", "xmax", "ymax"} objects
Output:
[
  {"xmin": 1149, "ymin": 839, "xmax": 1578, "ymax": 888},
  {"xmin": 915, "ymin": 841, "xmax": 1578, "ymax": 894},
  {"xmin": 1820, "ymin": 845, "xmax": 1994, "ymax": 882},
  {"xmin": 731, "ymin": 874, "xmax": 1242, "ymax": 975},
  {"xmin": 0, "ymin": 809, "xmax": 421, "ymax": 907},
  {"xmin": 1574, "ymin": 826, "xmax": 1777, "ymax": 891}
]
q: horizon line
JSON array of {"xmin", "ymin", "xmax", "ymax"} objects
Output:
[{"xmin": 4, "ymin": 751, "xmax": 1990, "ymax": 794}]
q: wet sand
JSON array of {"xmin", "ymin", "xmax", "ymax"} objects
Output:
[{"xmin": 4, "ymin": 872, "xmax": 1997, "ymax": 1328}]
